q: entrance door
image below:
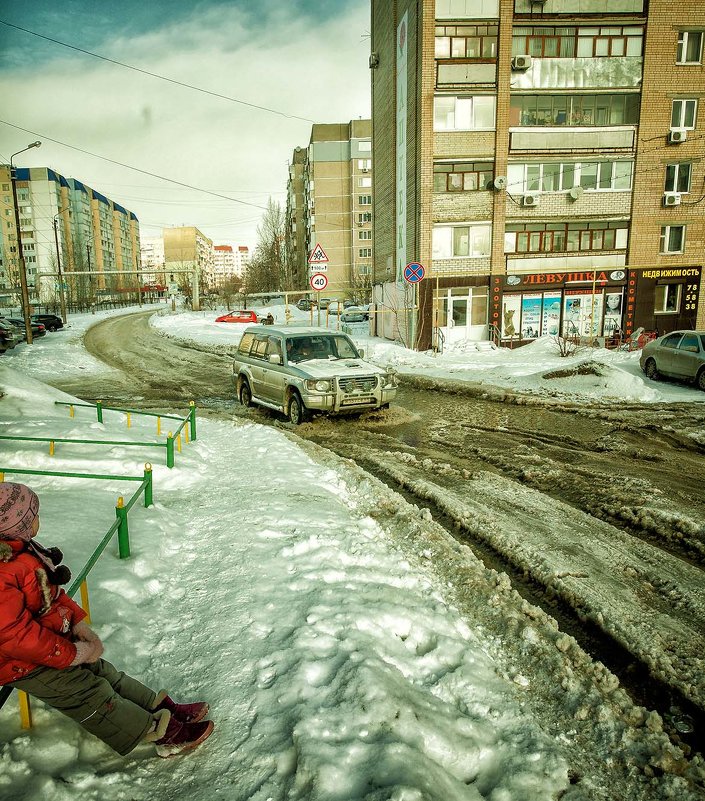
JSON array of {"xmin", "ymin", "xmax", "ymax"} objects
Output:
[{"xmin": 437, "ymin": 286, "xmax": 489, "ymax": 344}]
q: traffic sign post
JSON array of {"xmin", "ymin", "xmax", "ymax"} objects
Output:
[
  {"xmin": 310, "ymin": 272, "xmax": 328, "ymax": 291},
  {"xmin": 403, "ymin": 262, "xmax": 425, "ymax": 284},
  {"xmin": 403, "ymin": 262, "xmax": 424, "ymax": 350},
  {"xmin": 308, "ymin": 243, "xmax": 329, "ymax": 265}
]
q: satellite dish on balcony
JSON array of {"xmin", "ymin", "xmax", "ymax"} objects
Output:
[
  {"xmin": 492, "ymin": 176, "xmax": 507, "ymax": 191},
  {"xmin": 568, "ymin": 186, "xmax": 584, "ymax": 201}
]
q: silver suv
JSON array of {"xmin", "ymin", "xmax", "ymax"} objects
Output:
[{"xmin": 232, "ymin": 326, "xmax": 398, "ymax": 423}]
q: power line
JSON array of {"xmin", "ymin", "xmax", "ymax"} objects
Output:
[
  {"xmin": 0, "ymin": 19, "xmax": 316, "ymax": 124},
  {"xmin": 0, "ymin": 119, "xmax": 270, "ymax": 212}
]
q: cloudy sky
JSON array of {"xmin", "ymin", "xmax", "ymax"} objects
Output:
[{"xmin": 0, "ymin": 0, "xmax": 371, "ymax": 250}]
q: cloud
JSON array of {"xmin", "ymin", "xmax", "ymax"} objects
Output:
[{"xmin": 0, "ymin": 1, "xmax": 371, "ymax": 249}]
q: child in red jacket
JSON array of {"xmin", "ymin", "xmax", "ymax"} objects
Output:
[{"xmin": 0, "ymin": 482, "xmax": 214, "ymax": 757}]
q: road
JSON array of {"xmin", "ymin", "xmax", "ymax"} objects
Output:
[{"xmin": 56, "ymin": 311, "xmax": 705, "ymax": 753}]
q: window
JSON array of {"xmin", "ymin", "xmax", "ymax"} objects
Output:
[
  {"xmin": 358, "ymin": 141, "xmax": 372, "ymax": 152},
  {"xmin": 433, "ymin": 161, "xmax": 494, "ymax": 192},
  {"xmin": 1, "ymin": 184, "xmax": 8, "ymax": 191},
  {"xmin": 358, "ymin": 195, "xmax": 372, "ymax": 205},
  {"xmin": 435, "ymin": 24, "xmax": 498, "ymax": 60},
  {"xmin": 432, "ymin": 224, "xmax": 491, "ymax": 259},
  {"xmin": 512, "ymin": 26, "xmax": 643, "ymax": 59},
  {"xmin": 508, "ymin": 160, "xmax": 632, "ymax": 193},
  {"xmin": 357, "ymin": 264, "xmax": 371, "ymax": 275},
  {"xmin": 358, "ymin": 230, "xmax": 372, "ymax": 240},
  {"xmin": 677, "ymin": 31, "xmax": 703, "ymax": 64},
  {"xmin": 434, "ymin": 95, "xmax": 496, "ymax": 130},
  {"xmin": 358, "ymin": 177, "xmax": 372, "ymax": 187},
  {"xmin": 660, "ymin": 225, "xmax": 685, "ymax": 254},
  {"xmin": 655, "ymin": 285, "xmax": 682, "ymax": 313},
  {"xmin": 678, "ymin": 333, "xmax": 700, "ymax": 352},
  {"xmin": 505, "ymin": 222, "xmax": 628, "ymax": 254},
  {"xmin": 358, "ymin": 212, "xmax": 372, "ymax": 223},
  {"xmin": 359, "ymin": 248, "xmax": 372, "ymax": 258},
  {"xmin": 358, "ymin": 159, "xmax": 372, "ymax": 170},
  {"xmin": 510, "ymin": 94, "xmax": 640, "ymax": 127},
  {"xmin": 671, "ymin": 99, "xmax": 697, "ymax": 129},
  {"xmin": 664, "ymin": 163, "xmax": 692, "ymax": 193}
]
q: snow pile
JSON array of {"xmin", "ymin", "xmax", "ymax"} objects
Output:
[{"xmin": 2, "ymin": 359, "xmax": 704, "ymax": 798}]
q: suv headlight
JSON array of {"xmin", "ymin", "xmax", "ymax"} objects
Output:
[
  {"xmin": 305, "ymin": 379, "xmax": 333, "ymax": 392},
  {"xmin": 382, "ymin": 371, "xmax": 398, "ymax": 388}
]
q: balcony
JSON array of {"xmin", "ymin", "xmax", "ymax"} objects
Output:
[
  {"xmin": 511, "ymin": 56, "xmax": 642, "ymax": 90},
  {"xmin": 510, "ymin": 126, "xmax": 635, "ymax": 152}
]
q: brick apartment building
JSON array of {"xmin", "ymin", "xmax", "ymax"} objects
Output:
[
  {"xmin": 163, "ymin": 226, "xmax": 214, "ymax": 293},
  {"xmin": 286, "ymin": 120, "xmax": 374, "ymax": 302},
  {"xmin": 370, "ymin": 0, "xmax": 705, "ymax": 350}
]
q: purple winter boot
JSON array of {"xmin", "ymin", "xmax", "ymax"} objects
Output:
[
  {"xmin": 154, "ymin": 715, "xmax": 215, "ymax": 758},
  {"xmin": 152, "ymin": 691, "xmax": 209, "ymax": 724}
]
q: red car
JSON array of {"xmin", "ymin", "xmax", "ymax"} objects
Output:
[{"xmin": 215, "ymin": 310, "xmax": 259, "ymax": 324}]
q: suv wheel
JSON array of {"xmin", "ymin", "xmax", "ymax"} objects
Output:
[
  {"xmin": 239, "ymin": 379, "xmax": 253, "ymax": 407},
  {"xmin": 288, "ymin": 392, "xmax": 307, "ymax": 425},
  {"xmin": 697, "ymin": 369, "xmax": 705, "ymax": 392},
  {"xmin": 644, "ymin": 359, "xmax": 659, "ymax": 381}
]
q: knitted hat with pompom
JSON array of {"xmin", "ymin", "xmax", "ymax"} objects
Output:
[{"xmin": 0, "ymin": 483, "xmax": 40, "ymax": 541}]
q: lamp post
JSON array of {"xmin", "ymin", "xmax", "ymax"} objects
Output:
[
  {"xmin": 52, "ymin": 210, "xmax": 69, "ymax": 325},
  {"xmin": 10, "ymin": 141, "xmax": 41, "ymax": 345}
]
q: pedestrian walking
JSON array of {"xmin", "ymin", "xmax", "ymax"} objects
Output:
[{"xmin": 0, "ymin": 482, "xmax": 214, "ymax": 757}]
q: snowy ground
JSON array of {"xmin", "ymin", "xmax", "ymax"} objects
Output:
[
  {"xmin": 147, "ymin": 302, "xmax": 705, "ymax": 406},
  {"xmin": 0, "ymin": 305, "xmax": 703, "ymax": 800}
]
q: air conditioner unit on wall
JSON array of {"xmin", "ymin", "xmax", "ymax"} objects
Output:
[
  {"xmin": 511, "ymin": 54, "xmax": 532, "ymax": 71},
  {"xmin": 663, "ymin": 192, "xmax": 682, "ymax": 207},
  {"xmin": 668, "ymin": 128, "xmax": 687, "ymax": 144},
  {"xmin": 521, "ymin": 193, "xmax": 540, "ymax": 207}
]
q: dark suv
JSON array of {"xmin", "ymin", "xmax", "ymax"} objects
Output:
[
  {"xmin": 31, "ymin": 313, "xmax": 64, "ymax": 332},
  {"xmin": 0, "ymin": 320, "xmax": 18, "ymax": 353}
]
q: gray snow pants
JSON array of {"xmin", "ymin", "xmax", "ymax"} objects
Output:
[{"xmin": 9, "ymin": 658, "xmax": 157, "ymax": 755}]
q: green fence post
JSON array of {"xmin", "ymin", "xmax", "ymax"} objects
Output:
[
  {"xmin": 116, "ymin": 497, "xmax": 130, "ymax": 559},
  {"xmin": 166, "ymin": 433, "xmax": 174, "ymax": 469},
  {"xmin": 189, "ymin": 401, "xmax": 197, "ymax": 442},
  {"xmin": 96, "ymin": 400, "xmax": 103, "ymax": 424},
  {"xmin": 144, "ymin": 464, "xmax": 153, "ymax": 507}
]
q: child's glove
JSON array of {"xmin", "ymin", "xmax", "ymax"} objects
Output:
[{"xmin": 69, "ymin": 621, "xmax": 104, "ymax": 665}]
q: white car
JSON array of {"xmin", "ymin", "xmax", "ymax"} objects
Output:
[{"xmin": 232, "ymin": 326, "xmax": 397, "ymax": 423}]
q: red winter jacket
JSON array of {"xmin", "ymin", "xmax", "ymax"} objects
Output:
[{"xmin": 0, "ymin": 539, "xmax": 86, "ymax": 685}]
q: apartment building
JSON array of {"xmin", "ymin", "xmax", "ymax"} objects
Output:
[
  {"xmin": 235, "ymin": 245, "xmax": 250, "ymax": 277},
  {"xmin": 212, "ymin": 244, "xmax": 238, "ymax": 286},
  {"xmin": 370, "ymin": 0, "xmax": 705, "ymax": 349},
  {"xmin": 163, "ymin": 226, "xmax": 214, "ymax": 292},
  {"xmin": 286, "ymin": 119, "xmax": 373, "ymax": 301},
  {"xmin": 140, "ymin": 235, "xmax": 165, "ymax": 285},
  {"xmin": 0, "ymin": 166, "xmax": 141, "ymax": 306}
]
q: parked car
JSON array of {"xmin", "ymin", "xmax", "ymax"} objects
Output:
[
  {"xmin": 326, "ymin": 301, "xmax": 345, "ymax": 316},
  {"xmin": 640, "ymin": 330, "xmax": 705, "ymax": 391},
  {"xmin": 341, "ymin": 306, "xmax": 370, "ymax": 323},
  {"xmin": 215, "ymin": 310, "xmax": 259, "ymax": 324},
  {"xmin": 232, "ymin": 325, "xmax": 397, "ymax": 424},
  {"xmin": 0, "ymin": 320, "xmax": 18, "ymax": 354},
  {"xmin": 296, "ymin": 298, "xmax": 314, "ymax": 311},
  {"xmin": 31, "ymin": 313, "xmax": 63, "ymax": 332},
  {"xmin": 7, "ymin": 318, "xmax": 47, "ymax": 339}
]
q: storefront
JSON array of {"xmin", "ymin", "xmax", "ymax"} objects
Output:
[
  {"xmin": 418, "ymin": 276, "xmax": 491, "ymax": 350},
  {"xmin": 490, "ymin": 267, "xmax": 702, "ymax": 343}
]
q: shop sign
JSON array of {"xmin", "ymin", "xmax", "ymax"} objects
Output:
[
  {"xmin": 640, "ymin": 267, "xmax": 700, "ymax": 280},
  {"xmin": 504, "ymin": 270, "xmax": 621, "ymax": 287}
]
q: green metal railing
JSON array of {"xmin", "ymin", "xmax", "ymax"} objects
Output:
[
  {"xmin": 0, "ymin": 401, "xmax": 197, "ymax": 469},
  {"xmin": 0, "ymin": 464, "xmax": 153, "ymax": 724}
]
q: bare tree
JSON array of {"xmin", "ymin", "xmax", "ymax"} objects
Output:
[{"xmin": 246, "ymin": 199, "xmax": 285, "ymax": 294}]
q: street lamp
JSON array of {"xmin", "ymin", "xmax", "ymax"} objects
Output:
[
  {"xmin": 52, "ymin": 209, "xmax": 69, "ymax": 325},
  {"xmin": 10, "ymin": 140, "xmax": 41, "ymax": 345}
]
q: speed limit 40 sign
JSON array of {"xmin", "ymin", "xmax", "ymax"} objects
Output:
[{"xmin": 310, "ymin": 272, "xmax": 328, "ymax": 291}]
